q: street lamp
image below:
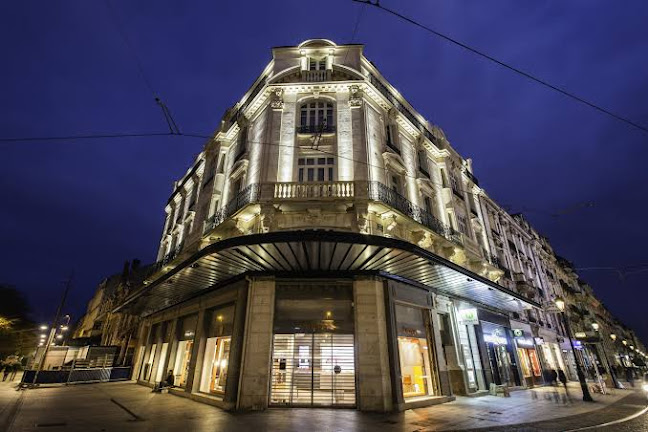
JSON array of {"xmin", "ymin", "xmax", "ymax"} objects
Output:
[
  {"xmin": 591, "ymin": 322, "xmax": 620, "ymax": 389},
  {"xmin": 555, "ymin": 297, "xmax": 594, "ymax": 402}
]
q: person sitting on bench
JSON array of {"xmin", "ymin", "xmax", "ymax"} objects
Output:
[{"xmin": 153, "ymin": 370, "xmax": 175, "ymax": 392}]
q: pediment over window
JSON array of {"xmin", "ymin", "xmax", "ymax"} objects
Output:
[{"xmin": 270, "ymin": 65, "xmax": 364, "ymax": 84}]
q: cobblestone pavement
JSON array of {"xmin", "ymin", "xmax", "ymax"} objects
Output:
[{"xmin": 0, "ymin": 378, "xmax": 645, "ymax": 432}]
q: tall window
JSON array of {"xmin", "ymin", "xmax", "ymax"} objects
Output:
[
  {"xmin": 298, "ymin": 157, "xmax": 335, "ymax": 182},
  {"xmin": 299, "ymin": 101, "xmax": 334, "ymax": 131},
  {"xmin": 423, "ymin": 195, "xmax": 434, "ymax": 215},
  {"xmin": 418, "ymin": 150, "xmax": 429, "ymax": 176},
  {"xmin": 390, "ymin": 174, "xmax": 403, "ymax": 195}
]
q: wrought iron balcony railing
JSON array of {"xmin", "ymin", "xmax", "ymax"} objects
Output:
[
  {"xmin": 161, "ymin": 241, "xmax": 184, "ymax": 266},
  {"xmin": 368, "ymin": 181, "xmax": 461, "ymax": 244},
  {"xmin": 297, "ymin": 124, "xmax": 337, "ymax": 134},
  {"xmin": 274, "ymin": 181, "xmax": 354, "ymax": 199},
  {"xmin": 203, "ymin": 183, "xmax": 261, "ymax": 235}
]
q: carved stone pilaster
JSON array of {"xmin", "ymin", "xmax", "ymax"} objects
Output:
[
  {"xmin": 260, "ymin": 204, "xmax": 277, "ymax": 233},
  {"xmin": 348, "ymin": 85, "xmax": 363, "ymax": 108},
  {"xmin": 270, "ymin": 88, "xmax": 284, "ymax": 111}
]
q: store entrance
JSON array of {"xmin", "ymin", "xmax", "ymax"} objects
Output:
[{"xmin": 270, "ymin": 333, "xmax": 355, "ymax": 407}]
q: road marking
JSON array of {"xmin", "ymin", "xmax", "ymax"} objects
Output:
[
  {"xmin": 563, "ymin": 403, "xmax": 648, "ymax": 431},
  {"xmin": 110, "ymin": 397, "xmax": 145, "ymax": 421}
]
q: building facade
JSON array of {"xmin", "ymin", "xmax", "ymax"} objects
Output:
[{"xmin": 114, "ymin": 39, "xmax": 645, "ymax": 411}]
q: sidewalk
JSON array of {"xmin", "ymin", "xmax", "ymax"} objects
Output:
[{"xmin": 1, "ymin": 380, "xmax": 642, "ymax": 431}]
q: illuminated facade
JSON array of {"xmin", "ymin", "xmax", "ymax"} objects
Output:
[{"xmin": 115, "ymin": 39, "xmax": 641, "ymax": 411}]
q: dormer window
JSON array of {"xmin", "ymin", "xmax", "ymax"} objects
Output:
[{"xmin": 309, "ymin": 58, "xmax": 327, "ymax": 71}]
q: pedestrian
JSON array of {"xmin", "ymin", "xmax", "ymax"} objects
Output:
[
  {"xmin": 549, "ymin": 369, "xmax": 558, "ymax": 386},
  {"xmin": 626, "ymin": 367, "xmax": 635, "ymax": 387},
  {"xmin": 2, "ymin": 365, "xmax": 9, "ymax": 382},
  {"xmin": 164, "ymin": 370, "xmax": 175, "ymax": 388},
  {"xmin": 558, "ymin": 369, "xmax": 571, "ymax": 403}
]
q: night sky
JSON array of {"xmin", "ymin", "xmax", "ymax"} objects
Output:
[{"xmin": 1, "ymin": 1, "xmax": 647, "ymax": 341}]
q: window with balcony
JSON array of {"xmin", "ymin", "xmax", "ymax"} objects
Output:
[
  {"xmin": 233, "ymin": 126, "xmax": 248, "ymax": 162},
  {"xmin": 417, "ymin": 150, "xmax": 430, "ymax": 177},
  {"xmin": 389, "ymin": 173, "xmax": 404, "ymax": 195},
  {"xmin": 457, "ymin": 214, "xmax": 470, "ymax": 238},
  {"xmin": 450, "ymin": 172, "xmax": 463, "ymax": 198},
  {"xmin": 385, "ymin": 124, "xmax": 400, "ymax": 154},
  {"xmin": 297, "ymin": 157, "xmax": 335, "ymax": 182},
  {"xmin": 299, "ymin": 101, "xmax": 334, "ymax": 134},
  {"xmin": 423, "ymin": 196, "xmax": 434, "ymax": 215}
]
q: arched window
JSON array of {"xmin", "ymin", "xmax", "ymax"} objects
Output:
[{"xmin": 299, "ymin": 101, "xmax": 334, "ymax": 133}]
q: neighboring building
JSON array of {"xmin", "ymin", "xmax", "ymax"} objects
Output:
[
  {"xmin": 73, "ymin": 260, "xmax": 151, "ymax": 365},
  {"xmin": 113, "ymin": 39, "xmax": 646, "ymax": 412}
]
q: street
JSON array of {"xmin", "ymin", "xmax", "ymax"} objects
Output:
[{"xmin": 0, "ymin": 379, "xmax": 646, "ymax": 432}]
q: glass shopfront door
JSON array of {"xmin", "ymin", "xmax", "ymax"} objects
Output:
[
  {"xmin": 482, "ymin": 322, "xmax": 520, "ymax": 387},
  {"xmin": 271, "ymin": 333, "xmax": 355, "ymax": 406},
  {"xmin": 270, "ymin": 282, "xmax": 356, "ymax": 407}
]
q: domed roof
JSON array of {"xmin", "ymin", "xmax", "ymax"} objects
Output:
[{"xmin": 297, "ymin": 39, "xmax": 337, "ymax": 49}]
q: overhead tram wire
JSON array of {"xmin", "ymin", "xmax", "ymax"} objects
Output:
[
  {"xmin": 0, "ymin": 130, "xmax": 596, "ymax": 216},
  {"xmin": 351, "ymin": 0, "xmax": 648, "ymax": 136},
  {"xmin": 103, "ymin": 0, "xmax": 181, "ymax": 134}
]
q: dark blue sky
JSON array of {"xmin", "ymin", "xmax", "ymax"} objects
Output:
[{"xmin": 1, "ymin": 1, "xmax": 647, "ymax": 340}]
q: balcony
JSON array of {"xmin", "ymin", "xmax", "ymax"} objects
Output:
[
  {"xmin": 303, "ymin": 69, "xmax": 330, "ymax": 82},
  {"xmin": 161, "ymin": 241, "xmax": 184, "ymax": 266},
  {"xmin": 368, "ymin": 181, "xmax": 460, "ymax": 244},
  {"xmin": 274, "ymin": 181, "xmax": 354, "ymax": 200},
  {"xmin": 297, "ymin": 124, "xmax": 336, "ymax": 134},
  {"xmin": 203, "ymin": 183, "xmax": 260, "ymax": 235},
  {"xmin": 465, "ymin": 170, "xmax": 479, "ymax": 186}
]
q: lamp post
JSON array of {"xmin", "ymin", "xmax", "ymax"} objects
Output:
[
  {"xmin": 591, "ymin": 322, "xmax": 621, "ymax": 389},
  {"xmin": 555, "ymin": 297, "xmax": 594, "ymax": 402}
]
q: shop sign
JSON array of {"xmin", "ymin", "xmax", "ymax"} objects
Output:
[
  {"xmin": 458, "ymin": 308, "xmax": 479, "ymax": 325},
  {"xmin": 574, "ymin": 332, "xmax": 587, "ymax": 338},
  {"xmin": 400, "ymin": 326, "xmax": 419, "ymax": 337},
  {"xmin": 484, "ymin": 328, "xmax": 508, "ymax": 345},
  {"xmin": 516, "ymin": 337, "xmax": 535, "ymax": 347},
  {"xmin": 512, "ymin": 329, "xmax": 524, "ymax": 337},
  {"xmin": 573, "ymin": 340, "xmax": 584, "ymax": 350}
]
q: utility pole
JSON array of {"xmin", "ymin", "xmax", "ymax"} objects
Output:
[{"xmin": 32, "ymin": 272, "xmax": 74, "ymax": 384}]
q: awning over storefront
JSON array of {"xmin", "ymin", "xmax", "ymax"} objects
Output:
[{"xmin": 117, "ymin": 230, "xmax": 540, "ymax": 316}]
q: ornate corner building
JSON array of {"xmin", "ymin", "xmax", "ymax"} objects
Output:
[{"xmin": 114, "ymin": 39, "xmax": 645, "ymax": 411}]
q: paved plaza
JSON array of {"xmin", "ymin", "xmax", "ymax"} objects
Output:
[{"xmin": 1, "ymin": 377, "xmax": 646, "ymax": 431}]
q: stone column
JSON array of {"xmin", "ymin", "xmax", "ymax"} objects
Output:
[
  {"xmin": 354, "ymin": 278, "xmax": 393, "ymax": 412},
  {"xmin": 237, "ymin": 277, "xmax": 276, "ymax": 410},
  {"xmin": 184, "ymin": 309, "xmax": 207, "ymax": 393},
  {"xmin": 224, "ymin": 283, "xmax": 249, "ymax": 406},
  {"xmin": 132, "ymin": 322, "xmax": 151, "ymax": 381}
]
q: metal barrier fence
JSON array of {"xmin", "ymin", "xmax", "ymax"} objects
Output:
[{"xmin": 21, "ymin": 366, "xmax": 132, "ymax": 385}]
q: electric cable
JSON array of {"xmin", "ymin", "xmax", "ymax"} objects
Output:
[{"xmin": 352, "ymin": 0, "xmax": 648, "ymax": 135}]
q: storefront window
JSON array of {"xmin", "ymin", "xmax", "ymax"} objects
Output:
[
  {"xmin": 173, "ymin": 314, "xmax": 197, "ymax": 388},
  {"xmin": 154, "ymin": 322, "xmax": 172, "ymax": 383},
  {"xmin": 395, "ymin": 304, "xmax": 436, "ymax": 399},
  {"xmin": 199, "ymin": 305, "xmax": 234, "ymax": 395},
  {"xmin": 517, "ymin": 348, "xmax": 532, "ymax": 378}
]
